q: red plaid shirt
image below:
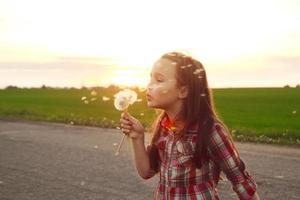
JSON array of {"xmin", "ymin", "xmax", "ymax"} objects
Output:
[{"xmin": 146, "ymin": 114, "xmax": 257, "ymax": 200}]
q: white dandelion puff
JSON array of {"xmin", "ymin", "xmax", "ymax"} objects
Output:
[
  {"xmin": 114, "ymin": 89, "xmax": 137, "ymax": 111},
  {"xmin": 292, "ymin": 110, "xmax": 297, "ymax": 114},
  {"xmin": 90, "ymin": 90, "xmax": 97, "ymax": 96}
]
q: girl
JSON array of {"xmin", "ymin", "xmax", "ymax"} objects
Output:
[{"xmin": 119, "ymin": 52, "xmax": 260, "ymax": 200}]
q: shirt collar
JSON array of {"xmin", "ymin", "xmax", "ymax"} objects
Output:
[{"xmin": 159, "ymin": 112, "xmax": 199, "ymax": 134}]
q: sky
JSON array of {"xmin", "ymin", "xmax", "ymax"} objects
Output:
[{"xmin": 0, "ymin": 0, "xmax": 299, "ymax": 89}]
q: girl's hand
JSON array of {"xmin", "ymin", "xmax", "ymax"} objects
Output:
[{"xmin": 120, "ymin": 112, "xmax": 145, "ymax": 140}]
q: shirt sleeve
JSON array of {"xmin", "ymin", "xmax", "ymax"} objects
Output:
[{"xmin": 207, "ymin": 123, "xmax": 257, "ymax": 200}]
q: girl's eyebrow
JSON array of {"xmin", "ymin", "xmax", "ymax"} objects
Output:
[{"xmin": 150, "ymin": 72, "xmax": 165, "ymax": 77}]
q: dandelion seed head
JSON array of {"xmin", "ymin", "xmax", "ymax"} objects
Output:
[{"xmin": 114, "ymin": 89, "xmax": 137, "ymax": 111}]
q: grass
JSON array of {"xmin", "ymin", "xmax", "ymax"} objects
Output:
[{"xmin": 0, "ymin": 87, "xmax": 299, "ymax": 146}]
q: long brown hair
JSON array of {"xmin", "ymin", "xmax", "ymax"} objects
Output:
[{"xmin": 147, "ymin": 52, "xmax": 231, "ymax": 172}]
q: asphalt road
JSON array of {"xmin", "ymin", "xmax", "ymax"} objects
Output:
[{"xmin": 0, "ymin": 120, "xmax": 299, "ymax": 200}]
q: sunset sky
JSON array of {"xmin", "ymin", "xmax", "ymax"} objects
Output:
[{"xmin": 0, "ymin": 0, "xmax": 299, "ymax": 89}]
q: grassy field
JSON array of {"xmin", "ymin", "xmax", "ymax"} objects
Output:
[{"xmin": 0, "ymin": 87, "xmax": 299, "ymax": 146}]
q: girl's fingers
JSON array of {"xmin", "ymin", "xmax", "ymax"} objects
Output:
[{"xmin": 120, "ymin": 119, "xmax": 132, "ymax": 126}]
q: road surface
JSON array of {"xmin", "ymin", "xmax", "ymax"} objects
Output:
[{"xmin": 0, "ymin": 120, "xmax": 299, "ymax": 200}]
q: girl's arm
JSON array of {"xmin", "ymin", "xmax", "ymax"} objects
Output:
[
  {"xmin": 120, "ymin": 112, "xmax": 156, "ymax": 179},
  {"xmin": 207, "ymin": 123, "xmax": 260, "ymax": 200},
  {"xmin": 131, "ymin": 137, "xmax": 156, "ymax": 179}
]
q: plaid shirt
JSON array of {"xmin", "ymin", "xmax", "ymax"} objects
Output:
[{"xmin": 147, "ymin": 114, "xmax": 257, "ymax": 200}]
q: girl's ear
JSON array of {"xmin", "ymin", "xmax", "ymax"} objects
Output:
[{"xmin": 178, "ymin": 85, "xmax": 188, "ymax": 99}]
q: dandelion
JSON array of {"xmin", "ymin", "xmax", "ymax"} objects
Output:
[
  {"xmin": 90, "ymin": 90, "xmax": 97, "ymax": 96},
  {"xmin": 193, "ymin": 68, "xmax": 204, "ymax": 75},
  {"xmin": 90, "ymin": 97, "xmax": 97, "ymax": 101},
  {"xmin": 102, "ymin": 96, "xmax": 110, "ymax": 101},
  {"xmin": 81, "ymin": 96, "xmax": 87, "ymax": 101},
  {"xmin": 114, "ymin": 89, "xmax": 138, "ymax": 156},
  {"xmin": 292, "ymin": 110, "xmax": 297, "ymax": 114},
  {"xmin": 84, "ymin": 100, "xmax": 89, "ymax": 104}
]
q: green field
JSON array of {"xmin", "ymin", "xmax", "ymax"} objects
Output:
[{"xmin": 0, "ymin": 87, "xmax": 299, "ymax": 146}]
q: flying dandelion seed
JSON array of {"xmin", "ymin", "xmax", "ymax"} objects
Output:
[
  {"xmin": 136, "ymin": 98, "xmax": 142, "ymax": 102},
  {"xmin": 84, "ymin": 100, "xmax": 89, "ymax": 104},
  {"xmin": 91, "ymin": 90, "xmax": 97, "ymax": 96},
  {"xmin": 162, "ymin": 90, "xmax": 169, "ymax": 94},
  {"xmin": 116, "ymin": 126, "xmax": 121, "ymax": 130},
  {"xmin": 292, "ymin": 110, "xmax": 297, "ymax": 114},
  {"xmin": 180, "ymin": 65, "xmax": 187, "ymax": 69},
  {"xmin": 113, "ymin": 143, "xmax": 118, "ymax": 146},
  {"xmin": 80, "ymin": 181, "xmax": 85, "ymax": 186},
  {"xmin": 274, "ymin": 175, "xmax": 284, "ymax": 179},
  {"xmin": 103, "ymin": 117, "xmax": 107, "ymax": 120},
  {"xmin": 140, "ymin": 113, "xmax": 144, "ymax": 116},
  {"xmin": 187, "ymin": 64, "xmax": 193, "ymax": 67},
  {"xmin": 200, "ymin": 93, "xmax": 206, "ymax": 97},
  {"xmin": 102, "ymin": 96, "xmax": 110, "ymax": 101},
  {"xmin": 168, "ymin": 53, "xmax": 176, "ymax": 57},
  {"xmin": 70, "ymin": 121, "xmax": 74, "ymax": 125},
  {"xmin": 193, "ymin": 69, "xmax": 202, "ymax": 75},
  {"xmin": 90, "ymin": 97, "xmax": 97, "ymax": 101},
  {"xmin": 81, "ymin": 96, "xmax": 87, "ymax": 101},
  {"xmin": 171, "ymin": 62, "xmax": 177, "ymax": 65},
  {"xmin": 0, "ymin": 181, "xmax": 3, "ymax": 184},
  {"xmin": 94, "ymin": 145, "xmax": 98, "ymax": 149},
  {"xmin": 198, "ymin": 76, "xmax": 203, "ymax": 79}
]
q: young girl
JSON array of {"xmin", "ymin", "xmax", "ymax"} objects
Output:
[{"xmin": 120, "ymin": 52, "xmax": 260, "ymax": 200}]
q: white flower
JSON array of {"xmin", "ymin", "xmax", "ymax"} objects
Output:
[{"xmin": 114, "ymin": 89, "xmax": 137, "ymax": 111}]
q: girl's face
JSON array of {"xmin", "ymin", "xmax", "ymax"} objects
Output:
[{"xmin": 146, "ymin": 58, "xmax": 185, "ymax": 110}]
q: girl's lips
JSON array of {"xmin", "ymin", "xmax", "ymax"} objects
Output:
[{"xmin": 146, "ymin": 94, "xmax": 153, "ymax": 100}]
